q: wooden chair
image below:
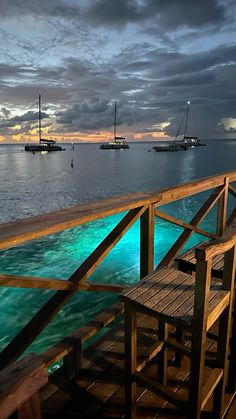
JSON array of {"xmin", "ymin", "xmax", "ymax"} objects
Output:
[
  {"xmin": 122, "ymin": 226, "xmax": 236, "ymax": 419},
  {"xmin": 176, "ymin": 235, "xmax": 236, "ymax": 392}
]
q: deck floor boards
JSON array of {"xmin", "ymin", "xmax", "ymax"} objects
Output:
[{"xmin": 41, "ymin": 314, "xmax": 236, "ymax": 418}]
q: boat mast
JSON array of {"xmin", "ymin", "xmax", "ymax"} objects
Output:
[
  {"xmin": 184, "ymin": 101, "xmax": 190, "ymax": 137},
  {"xmin": 39, "ymin": 94, "xmax": 41, "ymax": 143},
  {"xmin": 114, "ymin": 101, "xmax": 117, "ymax": 142}
]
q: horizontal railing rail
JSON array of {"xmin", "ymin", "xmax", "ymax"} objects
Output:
[{"xmin": 0, "ymin": 171, "xmax": 235, "ymax": 373}]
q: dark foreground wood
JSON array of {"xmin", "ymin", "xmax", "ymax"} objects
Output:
[{"xmin": 40, "ymin": 314, "xmax": 236, "ymax": 419}]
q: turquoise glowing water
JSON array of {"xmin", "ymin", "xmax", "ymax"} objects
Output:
[{"xmin": 0, "ymin": 141, "xmax": 235, "ymax": 356}]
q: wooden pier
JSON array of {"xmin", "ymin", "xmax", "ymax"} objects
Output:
[{"xmin": 0, "ymin": 171, "xmax": 236, "ymax": 418}]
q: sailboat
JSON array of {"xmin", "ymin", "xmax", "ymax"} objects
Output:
[
  {"xmin": 175, "ymin": 101, "xmax": 205, "ymax": 147},
  {"xmin": 25, "ymin": 95, "xmax": 64, "ymax": 152},
  {"xmin": 100, "ymin": 102, "xmax": 129, "ymax": 149}
]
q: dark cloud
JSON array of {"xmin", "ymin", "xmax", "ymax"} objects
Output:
[
  {"xmin": 84, "ymin": 0, "xmax": 228, "ymax": 29},
  {"xmin": 0, "ymin": 0, "xmax": 236, "ymax": 141},
  {"xmin": 0, "ymin": 0, "xmax": 80, "ymax": 20}
]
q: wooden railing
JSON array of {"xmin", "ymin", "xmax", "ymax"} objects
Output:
[{"xmin": 0, "ymin": 171, "xmax": 235, "ymax": 375}]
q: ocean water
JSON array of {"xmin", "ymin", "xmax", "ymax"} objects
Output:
[{"xmin": 0, "ymin": 140, "xmax": 235, "ymax": 356}]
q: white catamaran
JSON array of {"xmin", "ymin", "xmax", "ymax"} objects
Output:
[
  {"xmin": 25, "ymin": 95, "xmax": 64, "ymax": 152},
  {"xmin": 100, "ymin": 102, "xmax": 129, "ymax": 149}
]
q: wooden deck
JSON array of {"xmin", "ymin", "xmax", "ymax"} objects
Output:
[
  {"xmin": 40, "ymin": 311, "xmax": 236, "ymax": 418},
  {"xmin": 0, "ymin": 171, "xmax": 236, "ymax": 418}
]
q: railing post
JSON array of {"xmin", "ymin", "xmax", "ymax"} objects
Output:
[
  {"xmin": 217, "ymin": 177, "xmax": 229, "ymax": 237},
  {"xmin": 63, "ymin": 337, "xmax": 83, "ymax": 379},
  {"xmin": 140, "ymin": 204, "xmax": 154, "ymax": 279}
]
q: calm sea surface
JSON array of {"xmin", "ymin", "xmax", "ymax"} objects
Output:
[{"xmin": 0, "ymin": 140, "xmax": 235, "ymax": 356}]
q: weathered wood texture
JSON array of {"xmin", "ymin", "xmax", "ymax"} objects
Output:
[
  {"xmin": 0, "ymin": 354, "xmax": 47, "ymax": 419},
  {"xmin": 0, "ymin": 207, "xmax": 142, "ymax": 371},
  {"xmin": 39, "ymin": 301, "xmax": 236, "ymax": 418},
  {"xmin": 0, "ymin": 273, "xmax": 125, "ymax": 293},
  {"xmin": 0, "ymin": 193, "xmax": 158, "ymax": 250},
  {"xmin": 122, "ymin": 227, "xmax": 236, "ymax": 418},
  {"xmin": 196, "ymin": 224, "xmax": 236, "ymax": 261},
  {"xmin": 0, "ymin": 171, "xmax": 236, "ymax": 251},
  {"xmin": 0, "ymin": 170, "xmax": 235, "ymax": 413},
  {"xmin": 157, "ymin": 185, "xmax": 225, "ymax": 268}
]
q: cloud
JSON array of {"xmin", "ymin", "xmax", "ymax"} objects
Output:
[
  {"xmin": 84, "ymin": 0, "xmax": 228, "ymax": 29},
  {"xmin": 0, "ymin": 0, "xmax": 81, "ymax": 20},
  {"xmin": 1, "ymin": 108, "xmax": 11, "ymax": 118}
]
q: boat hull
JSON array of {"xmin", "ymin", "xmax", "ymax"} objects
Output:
[
  {"xmin": 25, "ymin": 144, "xmax": 64, "ymax": 152},
  {"xmin": 153, "ymin": 145, "xmax": 188, "ymax": 152},
  {"xmin": 100, "ymin": 143, "xmax": 129, "ymax": 149}
]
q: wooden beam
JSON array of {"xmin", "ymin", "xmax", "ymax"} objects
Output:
[
  {"xmin": 157, "ymin": 185, "xmax": 225, "ymax": 267},
  {"xmin": 140, "ymin": 205, "xmax": 154, "ymax": 279},
  {"xmin": 216, "ymin": 177, "xmax": 229, "ymax": 236},
  {"xmin": 1, "ymin": 171, "xmax": 236, "ymax": 251},
  {"xmin": 0, "ymin": 274, "xmax": 125, "ymax": 293},
  {"xmin": 0, "ymin": 193, "xmax": 159, "ymax": 250},
  {"xmin": 0, "ymin": 206, "xmax": 144, "ymax": 371},
  {"xmin": 156, "ymin": 171, "xmax": 236, "ymax": 207},
  {"xmin": 154, "ymin": 209, "xmax": 217, "ymax": 240},
  {"xmin": 69, "ymin": 205, "xmax": 147, "ymax": 283},
  {"xmin": 195, "ymin": 224, "xmax": 236, "ymax": 261},
  {"xmin": 0, "ymin": 354, "xmax": 47, "ymax": 419}
]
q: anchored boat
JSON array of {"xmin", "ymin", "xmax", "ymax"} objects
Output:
[
  {"xmin": 175, "ymin": 101, "xmax": 205, "ymax": 147},
  {"xmin": 100, "ymin": 102, "xmax": 129, "ymax": 150},
  {"xmin": 25, "ymin": 95, "xmax": 64, "ymax": 152},
  {"xmin": 153, "ymin": 143, "xmax": 188, "ymax": 152}
]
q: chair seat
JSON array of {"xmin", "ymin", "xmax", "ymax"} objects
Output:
[
  {"xmin": 175, "ymin": 244, "xmax": 225, "ymax": 279},
  {"xmin": 122, "ymin": 267, "xmax": 230, "ymax": 331}
]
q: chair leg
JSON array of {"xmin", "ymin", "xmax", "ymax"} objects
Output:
[
  {"xmin": 174, "ymin": 328, "xmax": 184, "ymax": 367},
  {"xmin": 125, "ymin": 302, "xmax": 137, "ymax": 419},
  {"xmin": 227, "ymin": 306, "xmax": 236, "ymax": 392},
  {"xmin": 213, "ymin": 306, "xmax": 232, "ymax": 416},
  {"xmin": 188, "ymin": 332, "xmax": 206, "ymax": 419},
  {"xmin": 157, "ymin": 320, "xmax": 168, "ymax": 386}
]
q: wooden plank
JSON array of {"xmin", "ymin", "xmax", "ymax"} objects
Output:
[
  {"xmin": 69, "ymin": 205, "xmax": 147, "ymax": 283},
  {"xmin": 140, "ymin": 205, "xmax": 154, "ymax": 278},
  {"xmin": 156, "ymin": 170, "xmax": 236, "ymax": 206},
  {"xmin": 0, "ymin": 274, "xmax": 125, "ymax": 293},
  {"xmin": 154, "ymin": 209, "xmax": 217, "ymax": 240},
  {"xmin": 0, "ymin": 206, "xmax": 144, "ymax": 371},
  {"xmin": 134, "ymin": 372, "xmax": 187, "ymax": 409},
  {"xmin": 201, "ymin": 368, "xmax": 223, "ymax": 410},
  {"xmin": 1, "ymin": 171, "xmax": 236, "ymax": 251},
  {"xmin": 217, "ymin": 177, "xmax": 229, "ymax": 236},
  {"xmin": 17, "ymin": 392, "xmax": 42, "ymax": 419},
  {"xmin": 0, "ymin": 354, "xmax": 47, "ymax": 419},
  {"xmin": 196, "ymin": 224, "xmax": 236, "ymax": 261},
  {"xmin": 125, "ymin": 302, "xmax": 137, "ymax": 419},
  {"xmin": 158, "ymin": 185, "xmax": 225, "ymax": 267},
  {"xmin": 130, "ymin": 270, "xmax": 186, "ymax": 307},
  {"xmin": 0, "ymin": 193, "xmax": 159, "ymax": 250},
  {"xmin": 43, "ymin": 302, "xmax": 124, "ymax": 367},
  {"xmin": 188, "ymin": 258, "xmax": 211, "ymax": 418}
]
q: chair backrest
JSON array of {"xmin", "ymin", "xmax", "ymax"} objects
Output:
[{"xmin": 192, "ymin": 225, "xmax": 236, "ymax": 328}]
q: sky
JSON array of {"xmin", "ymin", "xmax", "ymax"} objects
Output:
[{"xmin": 0, "ymin": 0, "xmax": 236, "ymax": 143}]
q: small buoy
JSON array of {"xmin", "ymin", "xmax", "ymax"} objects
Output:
[{"xmin": 71, "ymin": 159, "xmax": 74, "ymax": 168}]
